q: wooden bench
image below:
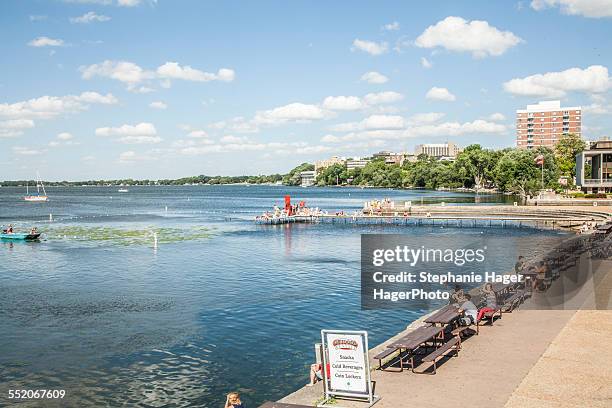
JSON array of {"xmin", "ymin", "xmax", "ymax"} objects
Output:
[
  {"xmin": 419, "ymin": 337, "xmax": 460, "ymax": 374},
  {"xmin": 478, "ymin": 308, "xmax": 502, "ymax": 329},
  {"xmin": 451, "ymin": 325, "xmax": 475, "ymax": 348},
  {"xmin": 373, "ymin": 346, "xmax": 400, "ymax": 370},
  {"xmin": 501, "ymin": 291, "xmax": 524, "ymax": 313}
]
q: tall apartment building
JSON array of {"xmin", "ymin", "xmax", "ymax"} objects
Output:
[
  {"xmin": 516, "ymin": 100, "xmax": 581, "ymax": 149},
  {"xmin": 414, "ymin": 142, "xmax": 461, "ymax": 158}
]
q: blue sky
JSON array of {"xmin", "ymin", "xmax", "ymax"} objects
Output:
[{"xmin": 1, "ymin": 0, "xmax": 611, "ymax": 180}]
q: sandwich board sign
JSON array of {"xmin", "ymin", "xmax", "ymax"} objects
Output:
[{"xmin": 320, "ymin": 330, "xmax": 376, "ymax": 405}]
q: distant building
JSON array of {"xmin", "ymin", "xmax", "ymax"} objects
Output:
[
  {"xmin": 516, "ymin": 100, "xmax": 581, "ymax": 149},
  {"xmin": 314, "ymin": 156, "xmax": 345, "ymax": 172},
  {"xmin": 372, "ymin": 151, "xmax": 410, "ymax": 165},
  {"xmin": 575, "ymin": 140, "xmax": 612, "ymax": 193},
  {"xmin": 299, "ymin": 171, "xmax": 316, "ymax": 187},
  {"xmin": 414, "ymin": 142, "xmax": 461, "ymax": 158},
  {"xmin": 346, "ymin": 158, "xmax": 371, "ymax": 170}
]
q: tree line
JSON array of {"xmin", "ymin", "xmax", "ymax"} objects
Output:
[
  {"xmin": 295, "ymin": 134, "xmax": 586, "ymax": 196},
  {"xmin": 1, "ymin": 134, "xmax": 586, "ymax": 196}
]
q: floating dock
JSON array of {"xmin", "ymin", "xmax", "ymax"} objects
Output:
[{"xmin": 255, "ymin": 204, "xmax": 612, "ymax": 231}]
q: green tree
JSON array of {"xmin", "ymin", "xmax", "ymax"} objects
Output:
[
  {"xmin": 555, "ymin": 133, "xmax": 586, "ymax": 178},
  {"xmin": 282, "ymin": 162, "xmax": 314, "ymax": 185},
  {"xmin": 454, "ymin": 145, "xmax": 497, "ymax": 189},
  {"xmin": 493, "ymin": 147, "xmax": 559, "ymax": 196}
]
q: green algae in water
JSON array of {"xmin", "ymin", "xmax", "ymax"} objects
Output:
[{"xmin": 44, "ymin": 226, "xmax": 213, "ymax": 246}]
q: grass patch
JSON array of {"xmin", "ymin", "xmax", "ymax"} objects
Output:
[{"xmin": 44, "ymin": 226, "xmax": 212, "ymax": 246}]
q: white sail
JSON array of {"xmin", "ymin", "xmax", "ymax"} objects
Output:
[{"xmin": 24, "ymin": 172, "xmax": 48, "ymax": 202}]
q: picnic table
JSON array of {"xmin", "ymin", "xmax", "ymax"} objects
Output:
[
  {"xmin": 491, "ymin": 282, "xmax": 513, "ymax": 295},
  {"xmin": 385, "ymin": 325, "xmax": 444, "ymax": 372},
  {"xmin": 425, "ymin": 304, "xmax": 461, "ymax": 326}
]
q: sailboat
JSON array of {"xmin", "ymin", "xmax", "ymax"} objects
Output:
[{"xmin": 24, "ymin": 173, "xmax": 48, "ymax": 202}]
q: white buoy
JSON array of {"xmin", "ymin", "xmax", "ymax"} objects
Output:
[
  {"xmin": 165, "ymin": 206, "xmax": 168, "ymax": 213},
  {"xmin": 153, "ymin": 232, "xmax": 158, "ymax": 249},
  {"xmin": 49, "ymin": 213, "xmax": 53, "ymax": 222}
]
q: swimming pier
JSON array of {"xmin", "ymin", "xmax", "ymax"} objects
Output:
[{"xmin": 255, "ymin": 204, "xmax": 612, "ymax": 231}]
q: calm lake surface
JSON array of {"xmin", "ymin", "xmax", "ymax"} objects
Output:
[{"xmin": 0, "ymin": 185, "xmax": 565, "ymax": 407}]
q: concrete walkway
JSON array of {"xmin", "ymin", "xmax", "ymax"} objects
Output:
[{"xmin": 280, "ymin": 258, "xmax": 612, "ymax": 408}]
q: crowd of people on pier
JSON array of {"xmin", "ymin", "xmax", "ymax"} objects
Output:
[{"xmin": 256, "ymin": 203, "xmax": 327, "ymax": 221}]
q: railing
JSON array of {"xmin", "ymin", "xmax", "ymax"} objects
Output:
[{"xmin": 582, "ymin": 179, "xmax": 612, "ymax": 185}]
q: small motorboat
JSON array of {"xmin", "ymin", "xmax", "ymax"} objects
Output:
[
  {"xmin": 0, "ymin": 232, "xmax": 41, "ymax": 240},
  {"xmin": 118, "ymin": 188, "xmax": 129, "ymax": 193}
]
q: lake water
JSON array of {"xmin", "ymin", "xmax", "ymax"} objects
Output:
[{"xmin": 0, "ymin": 185, "xmax": 565, "ymax": 407}]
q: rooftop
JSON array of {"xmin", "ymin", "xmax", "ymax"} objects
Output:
[{"xmin": 517, "ymin": 100, "xmax": 581, "ymax": 113}]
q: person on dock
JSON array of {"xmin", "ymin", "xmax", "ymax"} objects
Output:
[
  {"xmin": 514, "ymin": 256, "xmax": 525, "ymax": 274},
  {"xmin": 449, "ymin": 285, "xmax": 467, "ymax": 305},
  {"xmin": 225, "ymin": 392, "xmax": 245, "ymax": 408},
  {"xmin": 458, "ymin": 294, "xmax": 478, "ymax": 326},
  {"xmin": 477, "ymin": 283, "xmax": 497, "ymax": 321},
  {"xmin": 307, "ymin": 362, "xmax": 330, "ymax": 386}
]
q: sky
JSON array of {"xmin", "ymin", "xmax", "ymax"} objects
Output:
[{"xmin": 1, "ymin": 0, "xmax": 611, "ymax": 181}]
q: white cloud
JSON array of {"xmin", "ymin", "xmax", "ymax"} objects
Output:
[
  {"xmin": 382, "ymin": 21, "xmax": 400, "ymax": 31},
  {"xmin": 408, "ymin": 112, "xmax": 445, "ymax": 124},
  {"xmin": 322, "ymin": 96, "xmax": 366, "ymax": 111},
  {"xmin": 70, "ymin": 11, "xmax": 111, "ymax": 23},
  {"xmin": 29, "ymin": 15, "xmax": 47, "ymax": 21},
  {"xmin": 420, "ymin": 57, "xmax": 433, "ymax": 69},
  {"xmin": 363, "ymin": 91, "xmax": 404, "ymax": 105},
  {"xmin": 28, "ymin": 36, "xmax": 65, "ymax": 47},
  {"xmin": 96, "ymin": 122, "xmax": 156, "ymax": 137},
  {"xmin": 96, "ymin": 122, "xmax": 160, "ymax": 144},
  {"xmin": 0, "ymin": 119, "xmax": 35, "ymax": 138},
  {"xmin": 57, "ymin": 132, "xmax": 74, "ymax": 140},
  {"xmin": 188, "ymin": 130, "xmax": 208, "ymax": 138},
  {"xmin": 81, "ymin": 60, "xmax": 154, "ymax": 87},
  {"xmin": 325, "ymin": 118, "xmax": 506, "ymax": 144},
  {"xmin": 363, "ymin": 115, "xmax": 405, "ymax": 130},
  {"xmin": 49, "ymin": 132, "xmax": 77, "ymax": 147},
  {"xmin": 360, "ymin": 71, "xmax": 389, "ymax": 84},
  {"xmin": 78, "ymin": 91, "xmax": 118, "ymax": 104},
  {"xmin": 0, "ymin": 92, "xmax": 117, "ymax": 120},
  {"xmin": 503, "ymin": 65, "xmax": 611, "ymax": 97},
  {"xmin": 156, "ymin": 62, "xmax": 235, "ymax": 82},
  {"xmin": 352, "ymin": 39, "xmax": 388, "ymax": 56},
  {"xmin": 407, "ymin": 119, "xmax": 506, "ymax": 137},
  {"xmin": 220, "ymin": 135, "xmax": 248, "ymax": 144},
  {"xmin": 13, "ymin": 146, "xmax": 43, "ymax": 156},
  {"xmin": 118, "ymin": 135, "xmax": 162, "ymax": 144},
  {"xmin": 425, "ymin": 87, "xmax": 456, "ymax": 101},
  {"xmin": 530, "ymin": 0, "xmax": 612, "ymax": 18},
  {"xmin": 118, "ymin": 0, "xmax": 141, "ymax": 6},
  {"xmin": 321, "ymin": 134, "xmax": 340, "ymax": 143},
  {"xmin": 118, "ymin": 151, "xmax": 137, "ymax": 162},
  {"xmin": 330, "ymin": 115, "xmax": 405, "ymax": 132},
  {"xmin": 81, "ymin": 60, "xmax": 235, "ymax": 91},
  {"xmin": 415, "ymin": 16, "xmax": 522, "ymax": 58},
  {"xmin": 149, "ymin": 101, "xmax": 167, "ymax": 110},
  {"xmin": 253, "ymin": 103, "xmax": 332, "ymax": 125},
  {"xmin": 582, "ymin": 102, "xmax": 611, "ymax": 115},
  {"xmin": 488, "ymin": 112, "xmax": 506, "ymax": 121}
]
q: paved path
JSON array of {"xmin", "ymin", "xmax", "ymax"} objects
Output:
[{"xmin": 280, "ymin": 258, "xmax": 612, "ymax": 408}]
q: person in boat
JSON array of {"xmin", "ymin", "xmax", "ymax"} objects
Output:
[
  {"xmin": 6, "ymin": 224, "xmax": 13, "ymax": 233},
  {"xmin": 30, "ymin": 227, "xmax": 38, "ymax": 234}
]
